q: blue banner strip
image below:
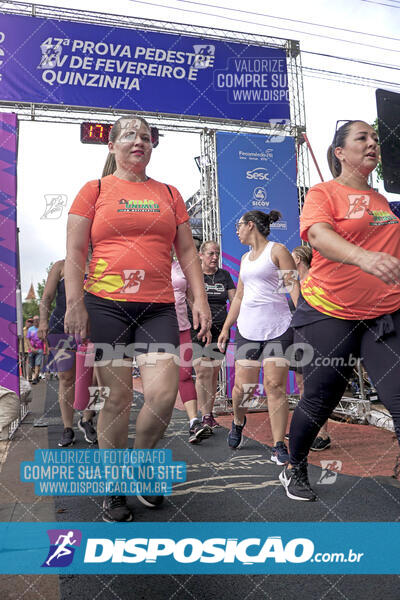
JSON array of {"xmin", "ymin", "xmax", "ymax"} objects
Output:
[{"xmin": 0, "ymin": 522, "xmax": 399, "ymax": 574}]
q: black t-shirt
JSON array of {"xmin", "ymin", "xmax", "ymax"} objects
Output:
[
  {"xmin": 188, "ymin": 268, "xmax": 236, "ymax": 327},
  {"xmin": 290, "ymin": 293, "xmax": 331, "ymax": 327}
]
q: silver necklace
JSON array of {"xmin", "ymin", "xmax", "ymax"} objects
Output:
[{"xmin": 206, "ymin": 271, "xmax": 217, "ymax": 285}]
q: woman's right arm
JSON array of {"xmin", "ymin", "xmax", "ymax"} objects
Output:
[
  {"xmin": 308, "ymin": 222, "xmax": 400, "ymax": 285},
  {"xmin": 64, "ymin": 214, "xmax": 92, "ymax": 339},
  {"xmin": 217, "ymin": 275, "xmax": 244, "ymax": 351},
  {"xmin": 38, "ymin": 260, "xmax": 63, "ymax": 340}
]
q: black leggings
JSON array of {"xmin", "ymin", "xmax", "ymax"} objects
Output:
[{"xmin": 289, "ymin": 310, "xmax": 400, "ymax": 466}]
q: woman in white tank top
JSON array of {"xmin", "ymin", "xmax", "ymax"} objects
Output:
[{"xmin": 218, "ymin": 210, "xmax": 300, "ymax": 464}]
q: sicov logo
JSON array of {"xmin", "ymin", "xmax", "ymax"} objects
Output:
[
  {"xmin": 42, "ymin": 529, "xmax": 82, "ymax": 567},
  {"xmin": 246, "ymin": 167, "xmax": 269, "ymax": 181},
  {"xmin": 252, "ymin": 187, "xmax": 269, "ymax": 207}
]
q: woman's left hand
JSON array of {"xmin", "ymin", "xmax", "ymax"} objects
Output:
[
  {"xmin": 192, "ymin": 297, "xmax": 212, "ymax": 340},
  {"xmin": 37, "ymin": 321, "xmax": 48, "ymax": 341}
]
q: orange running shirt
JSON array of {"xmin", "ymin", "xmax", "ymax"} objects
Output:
[
  {"xmin": 69, "ymin": 175, "xmax": 189, "ymax": 303},
  {"xmin": 300, "ymin": 180, "xmax": 400, "ymax": 320}
]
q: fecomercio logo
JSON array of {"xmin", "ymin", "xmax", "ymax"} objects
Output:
[
  {"xmin": 42, "ymin": 529, "xmax": 82, "ymax": 567},
  {"xmin": 246, "ymin": 167, "xmax": 269, "ymax": 181},
  {"xmin": 84, "ymin": 536, "xmax": 314, "ymax": 564}
]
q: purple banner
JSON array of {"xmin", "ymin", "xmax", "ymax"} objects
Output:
[{"xmin": 0, "ymin": 112, "xmax": 19, "ymax": 395}]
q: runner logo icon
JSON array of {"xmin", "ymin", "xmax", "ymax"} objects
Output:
[
  {"xmin": 317, "ymin": 460, "xmax": 342, "ymax": 485},
  {"xmin": 42, "ymin": 529, "xmax": 82, "ymax": 567},
  {"xmin": 192, "ymin": 44, "xmax": 215, "ymax": 69}
]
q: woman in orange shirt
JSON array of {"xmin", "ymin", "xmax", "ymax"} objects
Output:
[
  {"xmin": 280, "ymin": 120, "xmax": 400, "ymax": 502},
  {"xmin": 64, "ymin": 116, "xmax": 210, "ymax": 522}
]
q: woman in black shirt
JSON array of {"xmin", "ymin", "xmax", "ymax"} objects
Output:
[{"xmin": 191, "ymin": 241, "xmax": 236, "ymax": 429}]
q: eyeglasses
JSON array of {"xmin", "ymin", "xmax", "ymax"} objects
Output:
[
  {"xmin": 235, "ymin": 221, "xmax": 246, "ymax": 230},
  {"xmin": 117, "ymin": 126, "xmax": 159, "ymax": 147}
]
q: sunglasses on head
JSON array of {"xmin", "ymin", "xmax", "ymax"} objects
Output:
[{"xmin": 333, "ymin": 120, "xmax": 352, "ymax": 147}]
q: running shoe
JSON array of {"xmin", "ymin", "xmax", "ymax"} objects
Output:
[
  {"xmin": 279, "ymin": 463, "xmax": 317, "ymax": 501},
  {"xmin": 78, "ymin": 417, "xmax": 97, "ymax": 444},
  {"xmin": 310, "ymin": 436, "xmax": 331, "ymax": 451},
  {"xmin": 202, "ymin": 413, "xmax": 220, "ymax": 429},
  {"xmin": 271, "ymin": 441, "xmax": 290, "ymax": 465},
  {"xmin": 137, "ymin": 494, "xmax": 164, "ymax": 508},
  {"xmin": 188, "ymin": 419, "xmax": 209, "ymax": 443},
  {"xmin": 393, "ymin": 454, "xmax": 400, "ymax": 481},
  {"xmin": 102, "ymin": 496, "xmax": 133, "ymax": 522},
  {"xmin": 228, "ymin": 416, "xmax": 247, "ymax": 449},
  {"xmin": 58, "ymin": 427, "xmax": 75, "ymax": 447}
]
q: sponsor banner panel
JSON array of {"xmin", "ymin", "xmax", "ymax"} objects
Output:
[
  {"xmin": 0, "ymin": 13, "xmax": 289, "ymax": 122},
  {"xmin": 0, "ymin": 112, "xmax": 18, "ymax": 395},
  {"xmin": 0, "ymin": 522, "xmax": 398, "ymax": 574},
  {"xmin": 216, "ymin": 131, "xmax": 300, "ymax": 395},
  {"xmin": 216, "ymin": 130, "xmax": 300, "ymax": 260}
]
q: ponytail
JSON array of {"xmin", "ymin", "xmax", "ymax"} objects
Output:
[
  {"xmin": 242, "ymin": 209, "xmax": 282, "ymax": 238},
  {"xmin": 102, "ymin": 153, "xmax": 116, "ymax": 177}
]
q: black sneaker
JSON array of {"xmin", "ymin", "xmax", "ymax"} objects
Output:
[
  {"xmin": 279, "ymin": 463, "xmax": 317, "ymax": 501},
  {"xmin": 228, "ymin": 416, "xmax": 247, "ymax": 449},
  {"xmin": 310, "ymin": 436, "xmax": 331, "ymax": 451},
  {"xmin": 202, "ymin": 413, "xmax": 220, "ymax": 429},
  {"xmin": 189, "ymin": 419, "xmax": 209, "ymax": 443},
  {"xmin": 78, "ymin": 418, "xmax": 97, "ymax": 444},
  {"xmin": 394, "ymin": 455, "xmax": 400, "ymax": 480},
  {"xmin": 271, "ymin": 441, "xmax": 290, "ymax": 465},
  {"xmin": 137, "ymin": 494, "xmax": 164, "ymax": 508},
  {"xmin": 58, "ymin": 427, "xmax": 75, "ymax": 447},
  {"xmin": 102, "ymin": 496, "xmax": 133, "ymax": 522}
]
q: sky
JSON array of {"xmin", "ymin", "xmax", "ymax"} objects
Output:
[{"xmin": 11, "ymin": 0, "xmax": 400, "ymax": 297}]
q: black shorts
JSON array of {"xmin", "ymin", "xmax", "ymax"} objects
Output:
[
  {"xmin": 235, "ymin": 327, "xmax": 294, "ymax": 362},
  {"xmin": 190, "ymin": 323, "xmax": 225, "ymax": 361},
  {"xmin": 84, "ymin": 292, "xmax": 179, "ymax": 361}
]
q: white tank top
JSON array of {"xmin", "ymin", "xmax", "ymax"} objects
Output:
[{"xmin": 237, "ymin": 241, "xmax": 292, "ymax": 341}]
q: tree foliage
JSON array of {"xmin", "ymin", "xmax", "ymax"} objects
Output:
[
  {"xmin": 22, "ymin": 262, "xmax": 56, "ymax": 322},
  {"xmin": 372, "ymin": 118, "xmax": 383, "ymax": 182}
]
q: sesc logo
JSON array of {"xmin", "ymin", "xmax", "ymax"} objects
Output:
[{"xmin": 246, "ymin": 167, "xmax": 269, "ymax": 182}]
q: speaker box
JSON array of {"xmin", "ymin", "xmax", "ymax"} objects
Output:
[{"xmin": 376, "ymin": 89, "xmax": 400, "ymax": 195}]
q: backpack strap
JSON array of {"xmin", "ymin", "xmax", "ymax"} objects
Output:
[{"xmin": 165, "ymin": 184, "xmax": 173, "ymax": 200}]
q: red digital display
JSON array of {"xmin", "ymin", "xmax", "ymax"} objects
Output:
[
  {"xmin": 80, "ymin": 122, "xmax": 159, "ymax": 147},
  {"xmin": 80, "ymin": 122, "xmax": 112, "ymax": 144}
]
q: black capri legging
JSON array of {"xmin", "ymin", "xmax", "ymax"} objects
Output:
[{"xmin": 289, "ymin": 309, "xmax": 400, "ymax": 467}]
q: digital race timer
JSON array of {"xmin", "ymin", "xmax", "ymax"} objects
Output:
[
  {"xmin": 80, "ymin": 122, "xmax": 112, "ymax": 144},
  {"xmin": 80, "ymin": 122, "xmax": 159, "ymax": 147}
]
